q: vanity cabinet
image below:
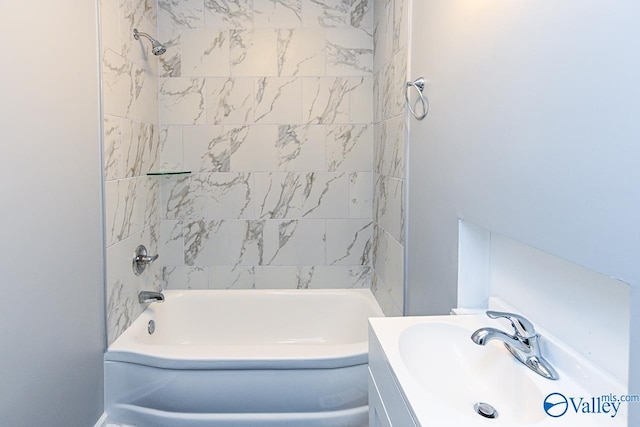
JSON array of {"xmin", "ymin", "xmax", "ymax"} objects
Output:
[{"xmin": 368, "ymin": 327, "xmax": 418, "ymax": 427}]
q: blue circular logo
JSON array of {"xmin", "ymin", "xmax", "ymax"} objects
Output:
[{"xmin": 544, "ymin": 393, "xmax": 568, "ymax": 417}]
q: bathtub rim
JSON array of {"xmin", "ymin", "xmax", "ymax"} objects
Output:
[{"xmin": 105, "ymin": 288, "xmax": 385, "ymax": 370}]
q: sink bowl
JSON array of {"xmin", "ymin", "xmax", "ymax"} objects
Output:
[
  {"xmin": 399, "ymin": 321, "xmax": 545, "ymax": 424},
  {"xmin": 370, "ymin": 314, "xmax": 625, "ymax": 426}
]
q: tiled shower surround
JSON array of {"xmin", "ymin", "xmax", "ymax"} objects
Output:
[
  {"xmin": 101, "ymin": 0, "xmax": 162, "ymax": 344},
  {"xmin": 156, "ymin": 0, "xmax": 376, "ymax": 291},
  {"xmin": 101, "ymin": 0, "xmax": 408, "ymax": 344},
  {"xmin": 372, "ymin": 0, "xmax": 407, "ymax": 316}
]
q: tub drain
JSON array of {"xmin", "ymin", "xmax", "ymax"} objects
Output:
[
  {"xmin": 148, "ymin": 320, "xmax": 155, "ymax": 334},
  {"xmin": 474, "ymin": 402, "xmax": 498, "ymax": 419}
]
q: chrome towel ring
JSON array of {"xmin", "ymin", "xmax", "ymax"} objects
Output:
[{"xmin": 405, "ymin": 77, "xmax": 429, "ymax": 120}]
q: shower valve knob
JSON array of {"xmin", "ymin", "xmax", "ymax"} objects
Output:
[{"xmin": 132, "ymin": 245, "xmax": 159, "ymax": 275}]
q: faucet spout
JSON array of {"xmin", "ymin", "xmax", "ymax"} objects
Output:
[
  {"xmin": 138, "ymin": 291, "xmax": 165, "ymax": 304},
  {"xmin": 471, "ymin": 327, "xmax": 530, "ymax": 353}
]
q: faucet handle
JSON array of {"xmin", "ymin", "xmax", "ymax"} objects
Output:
[{"xmin": 486, "ymin": 311, "xmax": 537, "ymax": 339}]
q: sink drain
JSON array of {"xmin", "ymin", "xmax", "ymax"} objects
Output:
[{"xmin": 474, "ymin": 402, "xmax": 498, "ymax": 419}]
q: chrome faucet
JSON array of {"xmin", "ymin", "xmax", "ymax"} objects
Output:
[
  {"xmin": 138, "ymin": 291, "xmax": 165, "ymax": 304},
  {"xmin": 471, "ymin": 311, "xmax": 559, "ymax": 380}
]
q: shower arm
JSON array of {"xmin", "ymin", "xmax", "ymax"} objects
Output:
[{"xmin": 133, "ymin": 29, "xmax": 154, "ymax": 43}]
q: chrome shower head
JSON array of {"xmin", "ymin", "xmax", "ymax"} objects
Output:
[{"xmin": 133, "ymin": 29, "xmax": 167, "ymax": 56}]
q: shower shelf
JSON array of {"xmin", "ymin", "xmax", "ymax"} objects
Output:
[{"xmin": 146, "ymin": 171, "xmax": 191, "ymax": 176}]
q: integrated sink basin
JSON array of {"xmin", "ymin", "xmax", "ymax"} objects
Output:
[
  {"xmin": 369, "ymin": 314, "xmax": 627, "ymax": 426},
  {"xmin": 399, "ymin": 320, "xmax": 545, "ymax": 424}
]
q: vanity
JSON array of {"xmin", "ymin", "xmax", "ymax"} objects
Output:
[{"xmin": 368, "ymin": 302, "xmax": 629, "ymax": 426}]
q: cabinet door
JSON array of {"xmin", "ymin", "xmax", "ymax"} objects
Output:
[{"xmin": 369, "ymin": 373, "xmax": 392, "ymax": 427}]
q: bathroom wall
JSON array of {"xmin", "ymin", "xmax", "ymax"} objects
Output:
[
  {"xmin": 405, "ymin": 0, "xmax": 640, "ymax": 421},
  {"xmin": 155, "ymin": 0, "xmax": 375, "ymax": 290},
  {"xmin": 101, "ymin": 0, "xmax": 163, "ymax": 344},
  {"xmin": 371, "ymin": 0, "xmax": 408, "ymax": 316},
  {"xmin": 0, "ymin": 0, "xmax": 105, "ymax": 424}
]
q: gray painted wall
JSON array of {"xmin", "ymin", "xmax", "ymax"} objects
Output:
[
  {"xmin": 0, "ymin": 1, "xmax": 105, "ymax": 425},
  {"xmin": 407, "ymin": 0, "xmax": 640, "ymax": 423}
]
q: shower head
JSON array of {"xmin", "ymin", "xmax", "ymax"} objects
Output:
[{"xmin": 133, "ymin": 29, "xmax": 167, "ymax": 56}]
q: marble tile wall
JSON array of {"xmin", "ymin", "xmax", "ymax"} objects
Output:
[
  {"xmin": 372, "ymin": 0, "xmax": 408, "ymax": 316},
  {"xmin": 156, "ymin": 0, "xmax": 376, "ymax": 290},
  {"xmin": 101, "ymin": 0, "xmax": 162, "ymax": 344}
]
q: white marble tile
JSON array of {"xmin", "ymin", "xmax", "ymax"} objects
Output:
[
  {"xmin": 181, "ymin": 29, "xmax": 229, "ymax": 77},
  {"xmin": 121, "ymin": 0, "xmax": 157, "ymax": 40},
  {"xmin": 277, "ymin": 29, "xmax": 325, "ymax": 76},
  {"xmin": 349, "ymin": 172, "xmax": 373, "ymax": 218},
  {"xmin": 295, "ymin": 265, "xmax": 370, "ymax": 288},
  {"xmin": 159, "ymin": 126, "xmax": 184, "ymax": 172},
  {"xmin": 206, "ymin": 77, "xmax": 255, "ymax": 124},
  {"xmin": 326, "ymin": 124, "xmax": 372, "ymax": 172},
  {"xmin": 373, "ymin": 175, "xmax": 404, "ymax": 244},
  {"xmin": 374, "ymin": 115, "xmax": 405, "ymax": 178},
  {"xmin": 371, "ymin": 271, "xmax": 402, "ymax": 316},
  {"xmin": 254, "ymin": 0, "xmax": 302, "ymax": 28},
  {"xmin": 254, "ymin": 77, "xmax": 303, "ymax": 124},
  {"xmin": 184, "ymin": 220, "xmax": 266, "ymax": 266},
  {"xmin": 103, "ymin": 49, "xmax": 135, "ymax": 118},
  {"xmin": 133, "ymin": 66, "xmax": 159, "ymax": 123},
  {"xmin": 161, "ymin": 172, "xmax": 254, "ymax": 220},
  {"xmin": 209, "ymin": 266, "xmax": 256, "ymax": 289},
  {"xmin": 373, "ymin": 0, "xmax": 392, "ymax": 73},
  {"xmin": 159, "ymin": 220, "xmax": 184, "ymax": 266},
  {"xmin": 159, "ymin": 0, "xmax": 205, "ymax": 29},
  {"xmin": 205, "ymin": 0, "xmax": 254, "ymax": 29},
  {"xmin": 254, "ymin": 172, "xmax": 303, "ymax": 219},
  {"xmin": 106, "ymin": 283, "xmax": 142, "ymax": 345},
  {"xmin": 393, "ymin": 48, "xmax": 408, "ymax": 117},
  {"xmin": 393, "ymin": 0, "xmax": 409, "ymax": 52},
  {"xmin": 142, "ymin": 176, "xmax": 161, "ymax": 230},
  {"xmin": 183, "ymin": 125, "xmax": 233, "ymax": 172},
  {"xmin": 349, "ymin": 76, "xmax": 373, "ymax": 123},
  {"xmin": 121, "ymin": 120, "xmax": 159, "ymax": 177},
  {"xmin": 201, "ymin": 172, "xmax": 254, "ymax": 219},
  {"xmin": 350, "ymin": 0, "xmax": 373, "ymax": 29},
  {"xmin": 326, "ymin": 219, "xmax": 372, "ymax": 265},
  {"xmin": 380, "ymin": 58, "xmax": 396, "ymax": 120},
  {"xmin": 255, "ymin": 266, "xmax": 299, "ymax": 288},
  {"xmin": 264, "ymin": 219, "xmax": 326, "ymax": 265},
  {"xmin": 296, "ymin": 266, "xmax": 348, "ymax": 288},
  {"xmin": 373, "ymin": 69, "xmax": 381, "ymax": 123},
  {"xmin": 104, "ymin": 115, "xmax": 123, "ymax": 181},
  {"xmin": 303, "ymin": 77, "xmax": 351, "ymax": 124},
  {"xmin": 372, "ymin": 225, "xmax": 403, "ymax": 310},
  {"xmin": 158, "ymin": 28, "xmax": 181, "ymax": 77},
  {"xmin": 161, "ymin": 175, "xmax": 206, "ymax": 220},
  {"xmin": 277, "ymin": 125, "xmax": 326, "ymax": 171},
  {"xmin": 350, "ymin": 265, "xmax": 372, "ymax": 288},
  {"xmin": 326, "ymin": 28, "xmax": 373, "ymax": 76},
  {"xmin": 164, "ymin": 266, "xmax": 209, "ymax": 289},
  {"xmin": 230, "ymin": 29, "xmax": 278, "ymax": 76},
  {"xmin": 229, "ymin": 125, "xmax": 279, "ymax": 171},
  {"xmin": 105, "ymin": 178, "xmax": 146, "ymax": 246},
  {"xmin": 300, "ymin": 172, "xmax": 350, "ymax": 218},
  {"xmin": 302, "ymin": 0, "xmax": 349, "ymax": 28},
  {"xmin": 159, "ymin": 77, "xmax": 206, "ymax": 125}
]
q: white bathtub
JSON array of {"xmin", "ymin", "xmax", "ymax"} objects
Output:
[{"xmin": 104, "ymin": 289, "xmax": 385, "ymax": 427}]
